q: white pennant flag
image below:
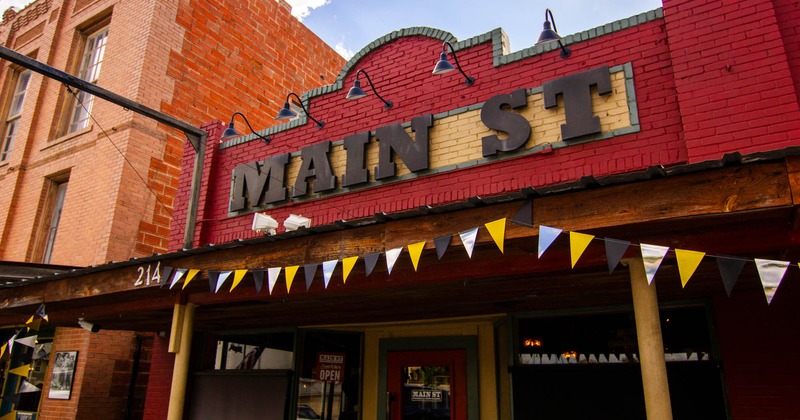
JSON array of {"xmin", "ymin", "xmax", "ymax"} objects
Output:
[
  {"xmin": 215, "ymin": 271, "xmax": 232, "ymax": 293},
  {"xmin": 385, "ymin": 248, "xmax": 403, "ymax": 275},
  {"xmin": 170, "ymin": 268, "xmax": 187, "ymax": 289},
  {"xmin": 640, "ymin": 244, "xmax": 669, "ymax": 284},
  {"xmin": 459, "ymin": 227, "xmax": 479, "ymax": 258},
  {"xmin": 15, "ymin": 335, "xmax": 37, "ymax": 348},
  {"xmin": 754, "ymin": 258, "xmax": 789, "ymax": 304},
  {"xmin": 538, "ymin": 226, "xmax": 562, "ymax": 258},
  {"xmin": 267, "ymin": 267, "xmax": 282, "ymax": 294},
  {"xmin": 322, "ymin": 260, "xmax": 338, "ymax": 288}
]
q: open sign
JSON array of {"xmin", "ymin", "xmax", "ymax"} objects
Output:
[{"xmin": 315, "ymin": 352, "xmax": 346, "ymax": 384}]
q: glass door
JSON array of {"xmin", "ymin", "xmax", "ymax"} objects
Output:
[{"xmin": 386, "ymin": 350, "xmax": 467, "ymax": 420}]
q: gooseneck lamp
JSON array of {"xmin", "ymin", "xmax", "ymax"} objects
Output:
[
  {"xmin": 345, "ymin": 69, "xmax": 393, "ymax": 109},
  {"xmin": 432, "ymin": 41, "xmax": 475, "ymax": 86},
  {"xmin": 275, "ymin": 92, "xmax": 324, "ymax": 128},
  {"xmin": 536, "ymin": 9, "xmax": 571, "ymax": 59},
  {"xmin": 222, "ymin": 112, "xmax": 271, "ymax": 144}
]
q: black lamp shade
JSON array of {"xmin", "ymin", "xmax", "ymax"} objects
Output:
[
  {"xmin": 221, "ymin": 122, "xmax": 240, "ymax": 138},
  {"xmin": 536, "ymin": 21, "xmax": 562, "ymax": 45},
  {"xmin": 432, "ymin": 52, "xmax": 456, "ymax": 75},
  {"xmin": 346, "ymin": 80, "xmax": 368, "ymax": 100},
  {"xmin": 276, "ymin": 102, "xmax": 298, "ymax": 120}
]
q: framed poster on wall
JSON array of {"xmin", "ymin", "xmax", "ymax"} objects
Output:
[{"xmin": 49, "ymin": 351, "xmax": 78, "ymax": 400}]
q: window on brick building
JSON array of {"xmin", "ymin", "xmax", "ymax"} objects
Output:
[
  {"xmin": 63, "ymin": 25, "xmax": 108, "ymax": 135},
  {"xmin": 1, "ymin": 69, "xmax": 31, "ymax": 161},
  {"xmin": 31, "ymin": 175, "xmax": 69, "ymax": 264}
]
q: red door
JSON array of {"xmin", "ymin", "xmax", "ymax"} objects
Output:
[{"xmin": 386, "ymin": 350, "xmax": 467, "ymax": 420}]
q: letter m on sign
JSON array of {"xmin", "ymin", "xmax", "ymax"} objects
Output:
[{"xmin": 229, "ymin": 153, "xmax": 290, "ymax": 212}]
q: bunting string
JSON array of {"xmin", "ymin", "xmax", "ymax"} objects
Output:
[{"xmin": 157, "ymin": 201, "xmax": 795, "ymax": 305}]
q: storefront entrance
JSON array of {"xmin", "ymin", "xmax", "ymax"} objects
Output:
[{"xmin": 386, "ymin": 349, "xmax": 467, "ymax": 420}]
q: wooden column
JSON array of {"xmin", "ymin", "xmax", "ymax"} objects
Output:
[
  {"xmin": 167, "ymin": 303, "xmax": 196, "ymax": 420},
  {"xmin": 625, "ymin": 258, "xmax": 673, "ymax": 420}
]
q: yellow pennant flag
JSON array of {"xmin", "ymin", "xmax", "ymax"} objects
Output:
[
  {"xmin": 9, "ymin": 364, "xmax": 31, "ymax": 376},
  {"xmin": 0, "ymin": 343, "xmax": 6, "ymax": 358},
  {"xmin": 182, "ymin": 269, "xmax": 200, "ymax": 290},
  {"xmin": 230, "ymin": 270, "xmax": 248, "ymax": 292},
  {"xmin": 27, "ymin": 318, "xmax": 42, "ymax": 332},
  {"xmin": 485, "ymin": 218, "xmax": 506, "ymax": 253},
  {"xmin": 675, "ymin": 249, "xmax": 706, "ymax": 288},
  {"xmin": 407, "ymin": 242, "xmax": 426, "ymax": 271},
  {"xmin": 570, "ymin": 231, "xmax": 595, "ymax": 268},
  {"xmin": 0, "ymin": 411, "xmax": 16, "ymax": 420},
  {"xmin": 285, "ymin": 266, "xmax": 299, "ymax": 292},
  {"xmin": 25, "ymin": 315, "xmax": 34, "ymax": 325},
  {"xmin": 342, "ymin": 257, "xmax": 358, "ymax": 283}
]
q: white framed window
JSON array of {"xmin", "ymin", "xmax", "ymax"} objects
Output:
[
  {"xmin": 1, "ymin": 69, "xmax": 31, "ymax": 161},
  {"xmin": 67, "ymin": 26, "xmax": 108, "ymax": 134}
]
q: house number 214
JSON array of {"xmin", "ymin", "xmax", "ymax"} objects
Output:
[{"xmin": 134, "ymin": 262, "xmax": 161, "ymax": 287}]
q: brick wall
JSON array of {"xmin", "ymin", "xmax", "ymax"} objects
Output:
[
  {"xmin": 142, "ymin": 335, "xmax": 173, "ymax": 420},
  {"xmin": 38, "ymin": 328, "xmax": 148, "ymax": 420}
]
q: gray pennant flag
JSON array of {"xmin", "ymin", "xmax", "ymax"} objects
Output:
[
  {"xmin": 251, "ymin": 270, "xmax": 264, "ymax": 294},
  {"xmin": 207, "ymin": 271, "xmax": 220, "ymax": 293},
  {"xmin": 716, "ymin": 256, "xmax": 745, "ymax": 297},
  {"xmin": 433, "ymin": 235, "xmax": 451, "ymax": 260},
  {"xmin": 604, "ymin": 238, "xmax": 631, "ymax": 274},
  {"xmin": 304, "ymin": 264, "xmax": 318, "ymax": 290},
  {"xmin": 363, "ymin": 252, "xmax": 380, "ymax": 277},
  {"xmin": 511, "ymin": 199, "xmax": 533, "ymax": 227},
  {"xmin": 160, "ymin": 266, "xmax": 174, "ymax": 288}
]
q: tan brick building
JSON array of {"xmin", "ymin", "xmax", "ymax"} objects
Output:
[{"xmin": 0, "ymin": 0, "xmax": 343, "ymax": 418}]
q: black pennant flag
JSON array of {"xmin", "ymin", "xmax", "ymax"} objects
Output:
[
  {"xmin": 716, "ymin": 256, "xmax": 746, "ymax": 296},
  {"xmin": 251, "ymin": 270, "xmax": 264, "ymax": 294},
  {"xmin": 604, "ymin": 238, "xmax": 631, "ymax": 274},
  {"xmin": 207, "ymin": 271, "xmax": 220, "ymax": 293},
  {"xmin": 510, "ymin": 199, "xmax": 533, "ymax": 227},
  {"xmin": 304, "ymin": 264, "xmax": 319, "ymax": 290},
  {"xmin": 433, "ymin": 236, "xmax": 452, "ymax": 260},
  {"xmin": 363, "ymin": 252, "xmax": 381, "ymax": 277}
]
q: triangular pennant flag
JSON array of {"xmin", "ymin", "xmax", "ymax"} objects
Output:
[
  {"xmin": 14, "ymin": 336, "xmax": 36, "ymax": 348},
  {"xmin": 754, "ymin": 258, "xmax": 789, "ymax": 304},
  {"xmin": 285, "ymin": 266, "xmax": 299, "ymax": 292},
  {"xmin": 304, "ymin": 264, "xmax": 318, "ymax": 290},
  {"xmin": 19, "ymin": 378, "xmax": 40, "ymax": 393},
  {"xmin": 26, "ymin": 318, "xmax": 42, "ymax": 332},
  {"xmin": 169, "ymin": 268, "xmax": 187, "ymax": 289},
  {"xmin": 485, "ymin": 218, "xmax": 506, "ymax": 253},
  {"xmin": 675, "ymin": 249, "xmax": 706, "ymax": 288},
  {"xmin": 208, "ymin": 271, "xmax": 220, "ymax": 293},
  {"xmin": 459, "ymin": 228, "xmax": 479, "ymax": 258},
  {"xmin": 252, "ymin": 270, "xmax": 265, "ymax": 293},
  {"xmin": 8, "ymin": 364, "xmax": 30, "ymax": 376},
  {"xmin": 604, "ymin": 238, "xmax": 631, "ymax": 274},
  {"xmin": 25, "ymin": 315, "xmax": 34, "ymax": 325},
  {"xmin": 716, "ymin": 256, "xmax": 745, "ymax": 296},
  {"xmin": 0, "ymin": 411, "xmax": 17, "ymax": 420},
  {"xmin": 640, "ymin": 244, "xmax": 669, "ymax": 284},
  {"xmin": 34, "ymin": 304, "xmax": 48, "ymax": 322},
  {"xmin": 510, "ymin": 200, "xmax": 533, "ymax": 226},
  {"xmin": 0, "ymin": 343, "xmax": 6, "ymax": 358},
  {"xmin": 407, "ymin": 242, "xmax": 426, "ymax": 271},
  {"xmin": 322, "ymin": 260, "xmax": 338, "ymax": 288},
  {"xmin": 0, "ymin": 393, "xmax": 19, "ymax": 405},
  {"xmin": 341, "ymin": 257, "xmax": 358, "ymax": 283},
  {"xmin": 230, "ymin": 270, "xmax": 248, "ymax": 292},
  {"xmin": 8, "ymin": 330, "xmax": 19, "ymax": 354},
  {"xmin": 569, "ymin": 231, "xmax": 595, "ymax": 268},
  {"xmin": 160, "ymin": 266, "xmax": 173, "ymax": 288},
  {"xmin": 267, "ymin": 268, "xmax": 282, "ymax": 294},
  {"xmin": 363, "ymin": 253, "xmax": 380, "ymax": 277},
  {"xmin": 385, "ymin": 248, "xmax": 403, "ymax": 275},
  {"xmin": 433, "ymin": 235, "xmax": 451, "ymax": 260},
  {"xmin": 215, "ymin": 271, "xmax": 232, "ymax": 293},
  {"xmin": 182, "ymin": 269, "xmax": 200, "ymax": 290},
  {"xmin": 538, "ymin": 226, "xmax": 562, "ymax": 258}
]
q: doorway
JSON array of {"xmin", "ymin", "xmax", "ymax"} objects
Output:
[{"xmin": 386, "ymin": 349, "xmax": 467, "ymax": 420}]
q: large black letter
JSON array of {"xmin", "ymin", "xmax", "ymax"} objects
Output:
[
  {"xmin": 374, "ymin": 114, "xmax": 432, "ymax": 180},
  {"xmin": 542, "ymin": 66, "xmax": 612, "ymax": 140},
  {"xmin": 342, "ymin": 131, "xmax": 370, "ymax": 187},
  {"xmin": 229, "ymin": 153, "xmax": 289, "ymax": 211},
  {"xmin": 480, "ymin": 88, "xmax": 531, "ymax": 157},
  {"xmin": 292, "ymin": 141, "xmax": 336, "ymax": 198}
]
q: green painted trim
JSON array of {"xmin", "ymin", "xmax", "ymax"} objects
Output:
[{"xmin": 377, "ymin": 336, "xmax": 480, "ymax": 420}]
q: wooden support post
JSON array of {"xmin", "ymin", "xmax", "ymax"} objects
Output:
[
  {"xmin": 167, "ymin": 303, "xmax": 196, "ymax": 420},
  {"xmin": 625, "ymin": 258, "xmax": 673, "ymax": 420}
]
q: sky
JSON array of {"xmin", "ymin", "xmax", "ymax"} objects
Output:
[{"xmin": 1, "ymin": 0, "xmax": 663, "ymax": 59}]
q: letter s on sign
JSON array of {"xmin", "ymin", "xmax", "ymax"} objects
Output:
[{"xmin": 480, "ymin": 88, "xmax": 530, "ymax": 157}]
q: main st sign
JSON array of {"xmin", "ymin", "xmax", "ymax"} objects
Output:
[{"xmin": 230, "ymin": 66, "xmax": 613, "ymax": 213}]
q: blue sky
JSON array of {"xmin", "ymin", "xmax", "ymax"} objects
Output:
[{"xmin": 1, "ymin": 0, "xmax": 663, "ymax": 59}]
